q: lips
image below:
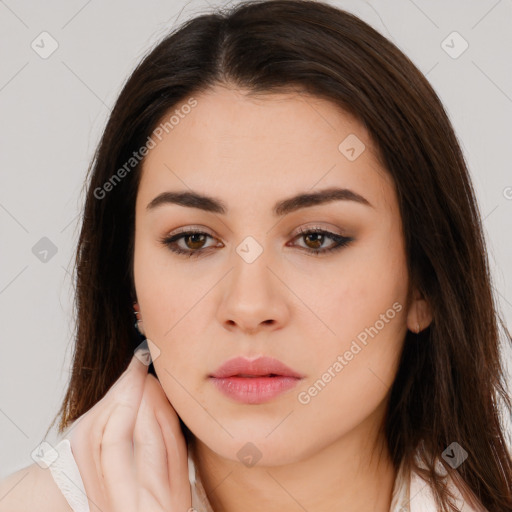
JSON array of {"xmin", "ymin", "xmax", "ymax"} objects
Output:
[
  {"xmin": 209, "ymin": 356, "xmax": 304, "ymax": 379},
  {"xmin": 209, "ymin": 356, "xmax": 304, "ymax": 404}
]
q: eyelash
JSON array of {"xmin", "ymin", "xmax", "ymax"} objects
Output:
[{"xmin": 159, "ymin": 227, "xmax": 353, "ymax": 258}]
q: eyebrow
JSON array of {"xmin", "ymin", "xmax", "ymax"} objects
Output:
[{"xmin": 146, "ymin": 186, "xmax": 373, "ymax": 216}]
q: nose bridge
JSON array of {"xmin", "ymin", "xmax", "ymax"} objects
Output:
[
  {"xmin": 217, "ymin": 232, "xmax": 288, "ymax": 331},
  {"xmin": 230, "ymin": 233, "xmax": 274, "ymax": 297}
]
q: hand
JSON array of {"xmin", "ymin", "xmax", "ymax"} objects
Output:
[{"xmin": 67, "ymin": 352, "xmax": 192, "ymax": 512}]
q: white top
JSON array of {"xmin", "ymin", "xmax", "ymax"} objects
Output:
[{"xmin": 42, "ymin": 436, "xmax": 484, "ymax": 512}]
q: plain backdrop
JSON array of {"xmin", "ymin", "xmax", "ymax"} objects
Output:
[{"xmin": 1, "ymin": 0, "xmax": 511, "ymax": 480}]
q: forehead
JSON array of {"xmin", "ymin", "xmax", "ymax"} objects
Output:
[{"xmin": 137, "ymin": 85, "xmax": 395, "ymax": 216}]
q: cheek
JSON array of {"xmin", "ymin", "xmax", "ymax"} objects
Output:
[
  {"xmin": 298, "ymin": 298, "xmax": 406, "ymax": 407},
  {"xmin": 294, "ymin": 346, "xmax": 398, "ymax": 448},
  {"xmin": 294, "ymin": 292, "xmax": 407, "ymax": 436},
  {"xmin": 295, "ymin": 227, "xmax": 408, "ymax": 391},
  {"xmin": 307, "ymin": 231, "xmax": 407, "ymax": 345}
]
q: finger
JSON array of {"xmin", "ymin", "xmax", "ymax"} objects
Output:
[
  {"xmin": 67, "ymin": 395, "xmax": 118, "ymax": 512},
  {"xmin": 100, "ymin": 353, "xmax": 149, "ymax": 512},
  {"xmin": 72, "ymin": 350, "xmax": 149, "ymax": 444},
  {"xmin": 95, "ymin": 353, "xmax": 150, "ymax": 505},
  {"xmin": 68, "ymin": 417, "xmax": 109, "ymax": 512},
  {"xmin": 133, "ymin": 378, "xmax": 173, "ymax": 508},
  {"xmin": 149, "ymin": 377, "xmax": 191, "ymax": 507},
  {"xmin": 107, "ymin": 350, "xmax": 150, "ymax": 403},
  {"xmin": 68, "ymin": 352, "xmax": 149, "ymax": 512}
]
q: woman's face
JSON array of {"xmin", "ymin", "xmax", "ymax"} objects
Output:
[{"xmin": 133, "ymin": 85, "xmax": 416, "ymax": 465}]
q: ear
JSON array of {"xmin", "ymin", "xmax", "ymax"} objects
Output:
[
  {"xmin": 406, "ymin": 287, "xmax": 432, "ymax": 333},
  {"xmin": 133, "ymin": 301, "xmax": 146, "ymax": 336}
]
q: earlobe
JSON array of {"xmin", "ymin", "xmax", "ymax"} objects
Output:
[
  {"xmin": 133, "ymin": 301, "xmax": 146, "ymax": 336},
  {"xmin": 406, "ymin": 288, "xmax": 432, "ymax": 334}
]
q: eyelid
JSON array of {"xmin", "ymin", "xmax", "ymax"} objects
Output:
[
  {"xmin": 290, "ymin": 222, "xmax": 348, "ymax": 238},
  {"xmin": 164, "ymin": 225, "xmax": 216, "ymax": 237}
]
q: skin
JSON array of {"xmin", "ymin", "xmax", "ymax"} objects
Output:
[{"xmin": 132, "ymin": 84, "xmax": 432, "ymax": 512}]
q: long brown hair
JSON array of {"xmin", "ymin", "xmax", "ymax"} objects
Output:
[{"xmin": 49, "ymin": 1, "xmax": 512, "ymax": 510}]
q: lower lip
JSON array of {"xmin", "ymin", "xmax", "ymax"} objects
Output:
[{"xmin": 209, "ymin": 376, "xmax": 301, "ymax": 404}]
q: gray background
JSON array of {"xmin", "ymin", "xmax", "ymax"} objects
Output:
[{"xmin": 1, "ymin": 0, "xmax": 511, "ymax": 479}]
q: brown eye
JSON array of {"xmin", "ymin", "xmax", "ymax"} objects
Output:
[
  {"xmin": 291, "ymin": 228, "xmax": 354, "ymax": 256},
  {"xmin": 303, "ymin": 232, "xmax": 324, "ymax": 250},
  {"xmin": 183, "ymin": 233, "xmax": 208, "ymax": 250},
  {"xmin": 159, "ymin": 230, "xmax": 220, "ymax": 258}
]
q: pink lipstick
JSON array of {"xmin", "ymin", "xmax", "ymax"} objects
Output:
[{"xmin": 209, "ymin": 356, "xmax": 304, "ymax": 404}]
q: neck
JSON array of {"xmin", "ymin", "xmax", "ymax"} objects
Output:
[{"xmin": 189, "ymin": 413, "xmax": 397, "ymax": 512}]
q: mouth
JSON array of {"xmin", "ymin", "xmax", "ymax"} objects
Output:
[{"xmin": 209, "ymin": 356, "xmax": 304, "ymax": 404}]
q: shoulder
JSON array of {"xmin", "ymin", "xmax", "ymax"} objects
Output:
[{"xmin": 0, "ymin": 463, "xmax": 72, "ymax": 512}]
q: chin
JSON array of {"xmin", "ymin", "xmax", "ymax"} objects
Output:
[{"xmin": 191, "ymin": 423, "xmax": 316, "ymax": 467}]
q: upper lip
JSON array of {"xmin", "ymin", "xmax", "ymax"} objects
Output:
[{"xmin": 209, "ymin": 356, "xmax": 304, "ymax": 379}]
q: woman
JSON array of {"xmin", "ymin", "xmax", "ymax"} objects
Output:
[{"xmin": 1, "ymin": 0, "xmax": 511, "ymax": 511}]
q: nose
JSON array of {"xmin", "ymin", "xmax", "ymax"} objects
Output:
[{"xmin": 216, "ymin": 245, "xmax": 291, "ymax": 335}]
